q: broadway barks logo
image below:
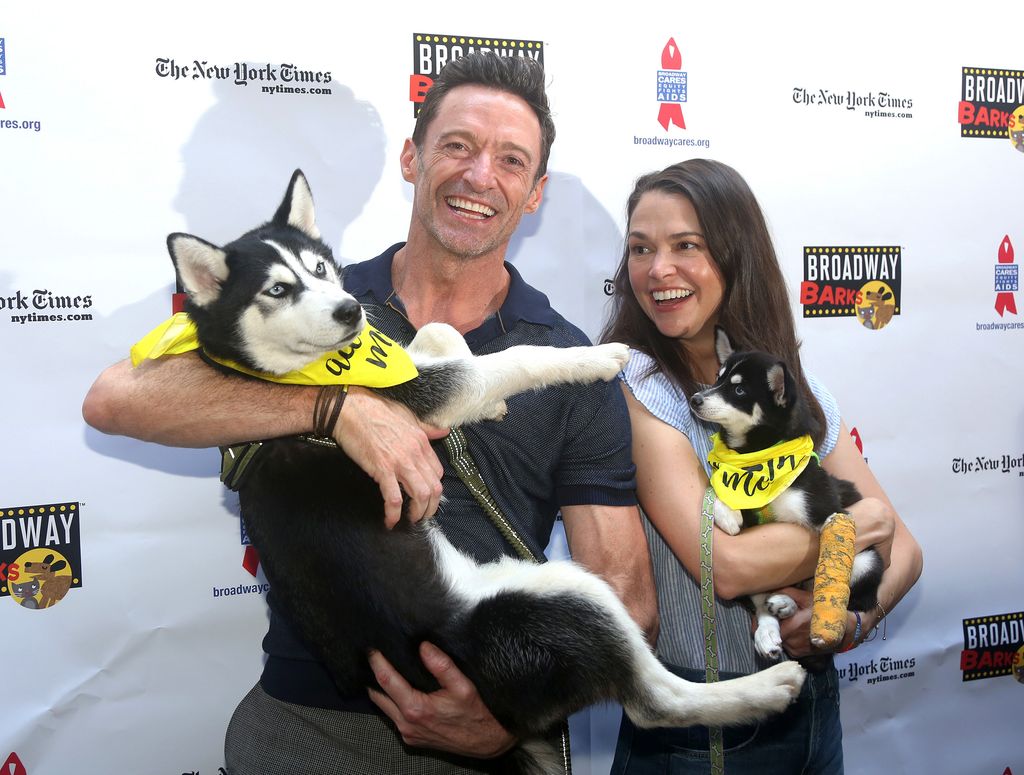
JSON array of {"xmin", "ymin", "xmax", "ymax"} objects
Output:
[
  {"xmin": 958, "ymin": 67, "xmax": 1024, "ymax": 154},
  {"xmin": 1, "ymin": 502, "xmax": 83, "ymax": 610},
  {"xmin": 961, "ymin": 611, "xmax": 1024, "ymax": 682},
  {"xmin": 409, "ymin": 34, "xmax": 544, "ymax": 117},
  {"xmin": 800, "ymin": 246, "xmax": 901, "ymax": 330}
]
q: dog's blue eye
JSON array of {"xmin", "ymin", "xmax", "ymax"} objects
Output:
[
  {"xmin": 733, "ymin": 385, "xmax": 746, "ymax": 396},
  {"xmin": 315, "ymin": 261, "xmax": 326, "ymax": 275},
  {"xmin": 266, "ymin": 284, "xmax": 289, "ymax": 298}
]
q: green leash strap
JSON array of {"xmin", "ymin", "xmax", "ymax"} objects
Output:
[
  {"xmin": 444, "ymin": 426, "xmax": 572, "ymax": 774},
  {"xmin": 701, "ymin": 485, "xmax": 725, "ymax": 775}
]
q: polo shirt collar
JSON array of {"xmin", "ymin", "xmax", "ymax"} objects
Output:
[{"xmin": 343, "ymin": 242, "xmax": 559, "ymax": 343}]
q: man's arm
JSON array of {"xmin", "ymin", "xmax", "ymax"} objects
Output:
[
  {"xmin": 82, "ymin": 353, "xmax": 445, "ymax": 522},
  {"xmin": 562, "ymin": 503, "xmax": 659, "ymax": 643}
]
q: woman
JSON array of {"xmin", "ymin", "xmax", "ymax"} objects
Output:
[{"xmin": 602, "ymin": 159, "xmax": 922, "ymax": 774}]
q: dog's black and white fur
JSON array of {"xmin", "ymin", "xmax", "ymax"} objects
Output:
[
  {"xmin": 167, "ymin": 171, "xmax": 805, "ymax": 773},
  {"xmin": 690, "ymin": 328, "xmax": 883, "ymax": 661}
]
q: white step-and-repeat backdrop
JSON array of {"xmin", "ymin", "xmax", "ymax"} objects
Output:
[{"xmin": 1, "ymin": 3, "xmax": 1021, "ymax": 774}]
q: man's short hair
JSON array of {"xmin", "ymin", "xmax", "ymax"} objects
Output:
[{"xmin": 412, "ymin": 53, "xmax": 555, "ymax": 181}]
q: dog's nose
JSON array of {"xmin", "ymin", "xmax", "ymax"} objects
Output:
[
  {"xmin": 690, "ymin": 394, "xmax": 704, "ymax": 410},
  {"xmin": 333, "ymin": 299, "xmax": 362, "ymax": 327}
]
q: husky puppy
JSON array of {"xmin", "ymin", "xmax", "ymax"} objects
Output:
[
  {"xmin": 690, "ymin": 328, "xmax": 883, "ymax": 662},
  {"xmin": 167, "ymin": 171, "xmax": 805, "ymax": 774}
]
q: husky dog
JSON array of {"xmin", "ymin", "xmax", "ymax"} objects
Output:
[
  {"xmin": 167, "ymin": 171, "xmax": 805, "ymax": 773},
  {"xmin": 690, "ymin": 328, "xmax": 883, "ymax": 662}
]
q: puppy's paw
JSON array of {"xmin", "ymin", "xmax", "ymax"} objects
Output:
[
  {"xmin": 767, "ymin": 593, "xmax": 797, "ymax": 620},
  {"xmin": 713, "ymin": 500, "xmax": 743, "ymax": 536},
  {"xmin": 754, "ymin": 623, "xmax": 784, "ymax": 659}
]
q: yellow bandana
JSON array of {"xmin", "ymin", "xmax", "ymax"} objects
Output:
[
  {"xmin": 707, "ymin": 433, "xmax": 816, "ymax": 511},
  {"xmin": 130, "ymin": 312, "xmax": 419, "ymax": 387}
]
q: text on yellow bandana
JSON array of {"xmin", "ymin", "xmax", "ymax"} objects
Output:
[
  {"xmin": 130, "ymin": 312, "xmax": 419, "ymax": 388},
  {"xmin": 707, "ymin": 433, "xmax": 816, "ymax": 510}
]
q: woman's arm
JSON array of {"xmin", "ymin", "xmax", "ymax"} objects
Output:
[
  {"xmin": 778, "ymin": 421, "xmax": 923, "ymax": 656},
  {"xmin": 624, "ymin": 388, "xmax": 896, "ymax": 601}
]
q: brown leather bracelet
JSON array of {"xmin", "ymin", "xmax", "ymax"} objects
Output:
[{"xmin": 313, "ymin": 385, "xmax": 348, "ymax": 438}]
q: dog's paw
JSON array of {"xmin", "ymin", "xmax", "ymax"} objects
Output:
[
  {"xmin": 713, "ymin": 500, "xmax": 743, "ymax": 536},
  {"xmin": 754, "ymin": 623, "xmax": 784, "ymax": 659},
  {"xmin": 586, "ymin": 343, "xmax": 630, "ymax": 380},
  {"xmin": 481, "ymin": 399, "xmax": 508, "ymax": 422},
  {"xmin": 759, "ymin": 660, "xmax": 806, "ymax": 702},
  {"xmin": 767, "ymin": 593, "xmax": 797, "ymax": 619},
  {"xmin": 409, "ymin": 322, "xmax": 471, "ymax": 358}
]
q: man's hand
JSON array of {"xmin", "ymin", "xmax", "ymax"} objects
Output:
[
  {"xmin": 335, "ymin": 388, "xmax": 448, "ymax": 527},
  {"xmin": 367, "ymin": 642, "xmax": 517, "ymax": 758}
]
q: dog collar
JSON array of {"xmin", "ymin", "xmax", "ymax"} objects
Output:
[
  {"xmin": 706, "ymin": 433, "xmax": 817, "ymax": 511},
  {"xmin": 130, "ymin": 312, "xmax": 419, "ymax": 387}
]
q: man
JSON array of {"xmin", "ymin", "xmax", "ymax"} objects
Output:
[{"xmin": 83, "ymin": 53, "xmax": 656, "ymax": 773}]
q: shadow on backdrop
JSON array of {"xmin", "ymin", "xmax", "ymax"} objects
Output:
[{"xmin": 84, "ymin": 70, "xmax": 387, "ymax": 477}]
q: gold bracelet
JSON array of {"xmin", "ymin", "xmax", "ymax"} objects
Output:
[{"xmin": 875, "ymin": 600, "xmax": 888, "ymax": 641}]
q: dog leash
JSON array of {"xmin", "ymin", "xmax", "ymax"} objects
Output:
[
  {"xmin": 444, "ymin": 426, "xmax": 573, "ymax": 775},
  {"xmin": 700, "ymin": 485, "xmax": 726, "ymax": 775}
]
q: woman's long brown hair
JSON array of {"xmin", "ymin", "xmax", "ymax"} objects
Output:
[{"xmin": 601, "ymin": 158, "xmax": 826, "ymax": 446}]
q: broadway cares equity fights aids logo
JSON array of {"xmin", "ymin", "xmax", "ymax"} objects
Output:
[
  {"xmin": 961, "ymin": 611, "xmax": 1024, "ymax": 683},
  {"xmin": 1, "ymin": 503, "xmax": 83, "ymax": 610},
  {"xmin": 0, "ymin": 36, "xmax": 42, "ymax": 133},
  {"xmin": 800, "ymin": 246, "xmax": 901, "ymax": 330},
  {"xmin": 976, "ymin": 235, "xmax": 1021, "ymax": 332},
  {"xmin": 409, "ymin": 33, "xmax": 543, "ymax": 117},
  {"xmin": 959, "ymin": 66, "xmax": 1024, "ymax": 155},
  {"xmin": 634, "ymin": 38, "xmax": 710, "ymax": 152}
]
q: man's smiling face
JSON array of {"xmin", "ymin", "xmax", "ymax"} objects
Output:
[{"xmin": 401, "ymin": 84, "xmax": 547, "ymax": 261}]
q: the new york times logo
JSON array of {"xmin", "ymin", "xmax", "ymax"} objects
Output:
[{"xmin": 409, "ymin": 34, "xmax": 544, "ymax": 116}]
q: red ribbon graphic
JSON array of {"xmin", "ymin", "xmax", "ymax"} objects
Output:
[
  {"xmin": 995, "ymin": 235, "xmax": 1017, "ymax": 317},
  {"xmin": 657, "ymin": 38, "xmax": 686, "ymax": 130},
  {"xmin": 3, "ymin": 752, "xmax": 27, "ymax": 775},
  {"xmin": 242, "ymin": 545, "xmax": 261, "ymax": 577}
]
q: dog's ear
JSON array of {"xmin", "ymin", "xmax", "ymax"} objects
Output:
[
  {"xmin": 167, "ymin": 233, "xmax": 229, "ymax": 308},
  {"xmin": 714, "ymin": 326, "xmax": 735, "ymax": 365},
  {"xmin": 273, "ymin": 169, "xmax": 321, "ymax": 241},
  {"xmin": 766, "ymin": 362, "xmax": 796, "ymax": 409}
]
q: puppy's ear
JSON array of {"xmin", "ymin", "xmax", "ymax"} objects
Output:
[
  {"xmin": 167, "ymin": 233, "xmax": 229, "ymax": 308},
  {"xmin": 273, "ymin": 169, "xmax": 321, "ymax": 241},
  {"xmin": 714, "ymin": 326, "xmax": 735, "ymax": 365},
  {"xmin": 766, "ymin": 362, "xmax": 796, "ymax": 408}
]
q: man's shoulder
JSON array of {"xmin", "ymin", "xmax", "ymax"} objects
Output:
[{"xmin": 340, "ymin": 243, "xmax": 402, "ymax": 300}]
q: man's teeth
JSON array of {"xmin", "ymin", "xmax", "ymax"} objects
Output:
[
  {"xmin": 653, "ymin": 289, "xmax": 693, "ymax": 302},
  {"xmin": 447, "ymin": 197, "xmax": 496, "ymax": 217}
]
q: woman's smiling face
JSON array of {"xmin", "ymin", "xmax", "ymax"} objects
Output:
[{"xmin": 627, "ymin": 189, "xmax": 725, "ymax": 348}]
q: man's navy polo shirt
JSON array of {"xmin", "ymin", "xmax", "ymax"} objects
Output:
[{"xmin": 260, "ymin": 243, "xmax": 637, "ymax": 709}]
